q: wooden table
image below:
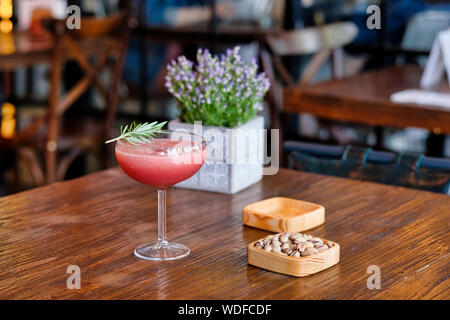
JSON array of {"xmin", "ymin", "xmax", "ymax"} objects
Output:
[
  {"xmin": 1, "ymin": 167, "xmax": 448, "ymax": 299},
  {"xmin": 0, "ymin": 32, "xmax": 120, "ymax": 70},
  {"xmin": 0, "ymin": 33, "xmax": 52, "ymax": 70},
  {"xmin": 283, "ymin": 65, "xmax": 450, "ymax": 135}
]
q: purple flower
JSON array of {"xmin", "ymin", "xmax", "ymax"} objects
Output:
[{"xmin": 166, "ymin": 45, "xmax": 270, "ymax": 126}]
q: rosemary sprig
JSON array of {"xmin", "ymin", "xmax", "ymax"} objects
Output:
[{"xmin": 105, "ymin": 121, "xmax": 167, "ymax": 145}]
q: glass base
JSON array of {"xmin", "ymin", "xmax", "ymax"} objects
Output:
[{"xmin": 134, "ymin": 241, "xmax": 190, "ymax": 261}]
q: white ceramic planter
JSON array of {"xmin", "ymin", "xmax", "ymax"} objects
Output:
[{"xmin": 168, "ymin": 116, "xmax": 264, "ymax": 194}]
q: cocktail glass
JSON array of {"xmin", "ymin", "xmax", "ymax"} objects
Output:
[{"xmin": 115, "ymin": 131, "xmax": 206, "ymax": 260}]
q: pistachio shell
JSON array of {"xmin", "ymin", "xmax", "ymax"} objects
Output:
[{"xmin": 302, "ymin": 247, "xmax": 319, "ymax": 256}]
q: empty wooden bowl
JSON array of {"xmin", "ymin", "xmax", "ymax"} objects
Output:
[
  {"xmin": 247, "ymin": 237, "xmax": 340, "ymax": 277},
  {"xmin": 242, "ymin": 197, "xmax": 325, "ymax": 233}
]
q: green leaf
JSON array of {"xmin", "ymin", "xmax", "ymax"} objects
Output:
[{"xmin": 105, "ymin": 121, "xmax": 167, "ymax": 144}]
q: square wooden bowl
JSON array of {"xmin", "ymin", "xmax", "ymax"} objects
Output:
[
  {"xmin": 242, "ymin": 197, "xmax": 325, "ymax": 233},
  {"xmin": 247, "ymin": 239, "xmax": 340, "ymax": 277}
]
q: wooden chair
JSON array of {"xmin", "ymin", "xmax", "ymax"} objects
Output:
[
  {"xmin": 260, "ymin": 22, "xmax": 357, "ymax": 165},
  {"xmin": 261, "ymin": 21, "xmax": 358, "ymax": 130},
  {"xmin": 287, "ymin": 141, "xmax": 450, "ymax": 195},
  {"xmin": 0, "ymin": 14, "xmax": 130, "ymax": 187}
]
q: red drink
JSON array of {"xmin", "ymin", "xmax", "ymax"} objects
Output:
[
  {"xmin": 116, "ymin": 139, "xmax": 206, "ymax": 189},
  {"xmin": 114, "ymin": 131, "xmax": 206, "ymax": 261}
]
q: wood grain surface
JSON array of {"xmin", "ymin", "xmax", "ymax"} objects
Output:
[
  {"xmin": 0, "ymin": 32, "xmax": 121, "ymax": 70},
  {"xmin": 0, "ymin": 168, "xmax": 448, "ymax": 299},
  {"xmin": 242, "ymin": 197, "xmax": 325, "ymax": 233},
  {"xmin": 283, "ymin": 65, "xmax": 450, "ymax": 134}
]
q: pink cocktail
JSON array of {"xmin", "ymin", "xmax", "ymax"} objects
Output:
[{"xmin": 115, "ymin": 132, "xmax": 206, "ymax": 260}]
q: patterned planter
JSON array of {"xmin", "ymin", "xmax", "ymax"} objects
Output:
[{"xmin": 168, "ymin": 116, "xmax": 264, "ymax": 194}]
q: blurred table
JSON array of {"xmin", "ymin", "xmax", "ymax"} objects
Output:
[
  {"xmin": 0, "ymin": 33, "xmax": 52, "ymax": 70},
  {"xmin": 0, "ymin": 32, "xmax": 118, "ymax": 70},
  {"xmin": 0, "ymin": 31, "xmax": 118, "ymax": 105},
  {"xmin": 283, "ymin": 65, "xmax": 450, "ymax": 135},
  {"xmin": 0, "ymin": 32, "xmax": 52, "ymax": 99},
  {"xmin": 0, "ymin": 167, "xmax": 448, "ymax": 299}
]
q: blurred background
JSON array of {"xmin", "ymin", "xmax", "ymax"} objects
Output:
[{"xmin": 0, "ymin": 0, "xmax": 449, "ymax": 196}]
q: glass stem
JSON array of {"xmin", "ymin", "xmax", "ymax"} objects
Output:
[{"xmin": 157, "ymin": 189, "xmax": 168, "ymax": 245}]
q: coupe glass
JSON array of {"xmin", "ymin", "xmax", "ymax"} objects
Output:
[{"xmin": 115, "ymin": 131, "xmax": 206, "ymax": 260}]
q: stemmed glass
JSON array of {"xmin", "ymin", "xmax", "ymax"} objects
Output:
[{"xmin": 115, "ymin": 131, "xmax": 206, "ymax": 260}]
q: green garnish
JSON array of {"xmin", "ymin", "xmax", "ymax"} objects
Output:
[{"xmin": 105, "ymin": 121, "xmax": 167, "ymax": 145}]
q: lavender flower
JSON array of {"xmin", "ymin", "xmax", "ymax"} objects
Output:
[{"xmin": 166, "ymin": 46, "xmax": 270, "ymax": 128}]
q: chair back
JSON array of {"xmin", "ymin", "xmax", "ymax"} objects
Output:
[
  {"xmin": 399, "ymin": 10, "xmax": 450, "ymax": 66},
  {"xmin": 43, "ymin": 13, "xmax": 129, "ymax": 183},
  {"xmin": 402, "ymin": 10, "xmax": 450, "ymax": 51},
  {"xmin": 261, "ymin": 22, "xmax": 357, "ymax": 131},
  {"xmin": 265, "ymin": 22, "xmax": 358, "ymax": 87},
  {"xmin": 72, "ymin": 14, "xmax": 125, "ymax": 39},
  {"xmin": 46, "ymin": 13, "xmax": 126, "ymax": 116},
  {"xmin": 287, "ymin": 142, "xmax": 450, "ymax": 195},
  {"xmin": 3, "ymin": 14, "xmax": 130, "ymax": 186},
  {"xmin": 0, "ymin": 13, "xmax": 129, "ymax": 190},
  {"xmin": 266, "ymin": 22, "xmax": 358, "ymax": 56}
]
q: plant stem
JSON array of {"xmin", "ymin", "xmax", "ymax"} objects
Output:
[{"xmin": 105, "ymin": 136, "xmax": 126, "ymax": 144}]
